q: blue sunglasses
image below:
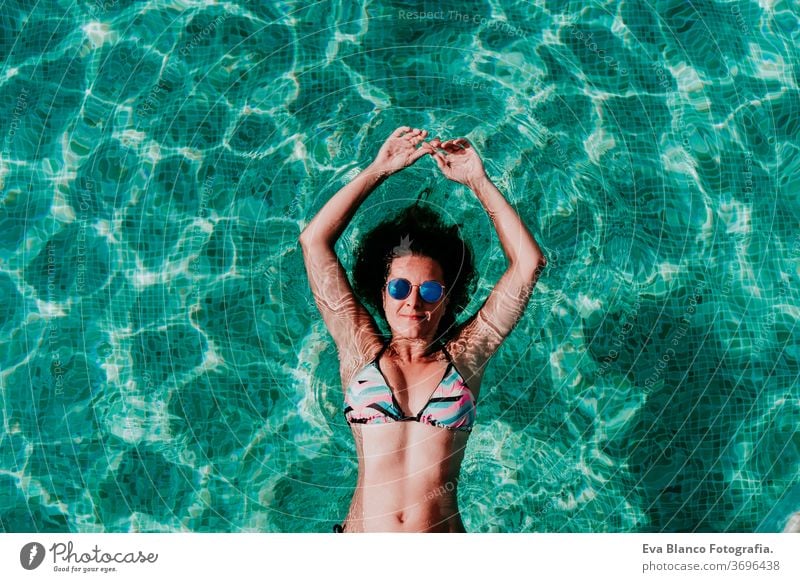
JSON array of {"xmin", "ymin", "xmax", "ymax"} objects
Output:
[{"xmin": 385, "ymin": 278, "xmax": 446, "ymax": 303}]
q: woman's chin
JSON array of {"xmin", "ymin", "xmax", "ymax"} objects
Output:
[{"xmin": 392, "ymin": 323, "xmax": 430, "ymax": 338}]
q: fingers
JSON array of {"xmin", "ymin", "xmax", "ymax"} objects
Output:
[
  {"xmin": 427, "ymin": 136, "xmax": 467, "ymax": 146},
  {"xmin": 431, "ymin": 151, "xmax": 448, "ymax": 170},
  {"xmin": 411, "ymin": 145, "xmax": 432, "ymax": 162},
  {"xmin": 410, "ymin": 137, "xmax": 437, "ymax": 163},
  {"xmin": 409, "ymin": 129, "xmax": 428, "ymax": 145},
  {"xmin": 393, "ymin": 127, "xmax": 430, "ymax": 140},
  {"xmin": 425, "ymin": 138, "xmax": 452, "ymax": 168},
  {"xmin": 387, "ymin": 130, "xmax": 467, "ymax": 171},
  {"xmin": 440, "ymin": 139, "xmax": 466, "ymax": 153}
]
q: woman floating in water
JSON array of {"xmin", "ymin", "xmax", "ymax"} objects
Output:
[{"xmin": 299, "ymin": 126, "xmax": 547, "ymax": 532}]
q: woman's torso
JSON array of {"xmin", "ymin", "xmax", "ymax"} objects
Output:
[{"xmin": 340, "ymin": 342, "xmax": 482, "ymax": 532}]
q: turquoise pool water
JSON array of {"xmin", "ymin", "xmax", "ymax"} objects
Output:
[{"xmin": 1, "ymin": 0, "xmax": 798, "ymax": 533}]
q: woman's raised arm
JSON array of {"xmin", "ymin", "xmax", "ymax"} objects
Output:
[
  {"xmin": 299, "ymin": 127, "xmax": 432, "ymax": 384},
  {"xmin": 428, "ymin": 138, "xmax": 547, "ymax": 379}
]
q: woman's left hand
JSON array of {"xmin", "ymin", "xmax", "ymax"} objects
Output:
[{"xmin": 427, "ymin": 137, "xmax": 487, "ymax": 187}]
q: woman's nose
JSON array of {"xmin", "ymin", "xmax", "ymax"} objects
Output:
[{"xmin": 405, "ymin": 289, "xmax": 423, "ymax": 307}]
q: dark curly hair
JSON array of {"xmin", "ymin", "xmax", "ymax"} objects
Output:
[{"xmin": 351, "ymin": 204, "xmax": 476, "ymax": 342}]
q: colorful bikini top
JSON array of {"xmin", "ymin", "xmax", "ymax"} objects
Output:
[{"xmin": 343, "ymin": 343, "xmax": 477, "ymax": 432}]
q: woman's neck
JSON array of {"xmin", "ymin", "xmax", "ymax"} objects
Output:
[{"xmin": 385, "ymin": 337, "xmax": 443, "ymax": 363}]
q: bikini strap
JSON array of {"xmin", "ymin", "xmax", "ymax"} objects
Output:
[{"xmin": 441, "ymin": 343, "xmax": 453, "ymax": 363}]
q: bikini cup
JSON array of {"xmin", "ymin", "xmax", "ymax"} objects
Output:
[{"xmin": 343, "ymin": 345, "xmax": 476, "ymax": 431}]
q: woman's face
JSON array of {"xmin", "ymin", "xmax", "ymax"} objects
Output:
[{"xmin": 382, "ymin": 254, "xmax": 450, "ymax": 340}]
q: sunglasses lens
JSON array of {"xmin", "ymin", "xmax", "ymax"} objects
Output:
[
  {"xmin": 387, "ymin": 278, "xmax": 411, "ymax": 300},
  {"xmin": 420, "ymin": 281, "xmax": 444, "ymax": 302}
]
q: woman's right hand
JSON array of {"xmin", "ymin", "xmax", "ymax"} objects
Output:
[{"xmin": 370, "ymin": 126, "xmax": 432, "ymax": 176}]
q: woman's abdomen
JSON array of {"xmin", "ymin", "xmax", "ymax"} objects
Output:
[
  {"xmin": 345, "ymin": 423, "xmax": 470, "ymax": 532},
  {"xmin": 355, "ymin": 458, "xmax": 464, "ymax": 531}
]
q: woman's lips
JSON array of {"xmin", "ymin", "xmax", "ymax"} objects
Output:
[{"xmin": 403, "ymin": 314, "xmax": 425, "ymax": 320}]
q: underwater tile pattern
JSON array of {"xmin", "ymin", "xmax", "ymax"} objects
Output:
[{"xmin": 0, "ymin": 0, "xmax": 798, "ymax": 532}]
